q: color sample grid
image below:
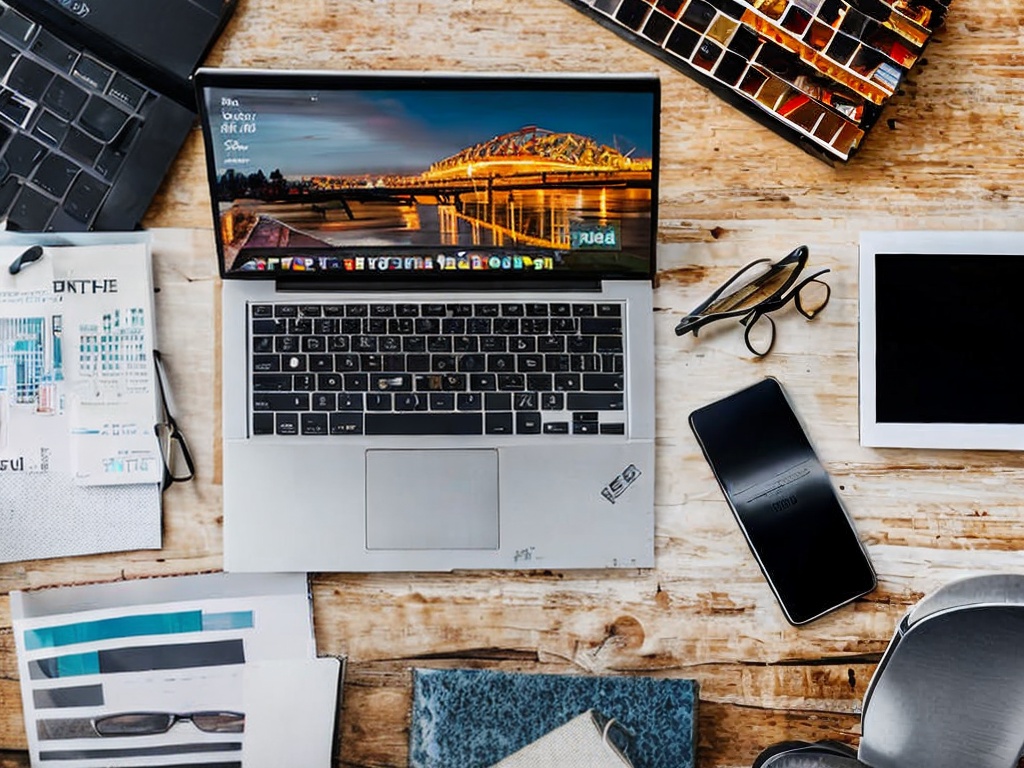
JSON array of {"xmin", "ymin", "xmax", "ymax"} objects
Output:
[
  {"xmin": 11, "ymin": 573, "xmax": 314, "ymax": 768},
  {"xmin": 563, "ymin": 0, "xmax": 949, "ymax": 161}
]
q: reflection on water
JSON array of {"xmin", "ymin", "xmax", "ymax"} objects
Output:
[{"xmin": 238, "ymin": 187, "xmax": 651, "ymax": 252}]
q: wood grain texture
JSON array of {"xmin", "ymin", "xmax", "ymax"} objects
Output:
[{"xmin": 3, "ymin": 1, "xmax": 1024, "ymax": 766}]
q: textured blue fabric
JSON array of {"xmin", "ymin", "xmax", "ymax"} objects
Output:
[{"xmin": 409, "ymin": 668, "xmax": 698, "ymax": 768}]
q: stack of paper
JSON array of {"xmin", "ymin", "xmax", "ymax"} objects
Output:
[
  {"xmin": 0, "ymin": 232, "xmax": 163, "ymax": 563},
  {"xmin": 11, "ymin": 572, "xmax": 342, "ymax": 768}
]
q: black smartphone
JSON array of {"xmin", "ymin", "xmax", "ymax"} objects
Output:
[{"xmin": 689, "ymin": 377, "xmax": 876, "ymax": 625}]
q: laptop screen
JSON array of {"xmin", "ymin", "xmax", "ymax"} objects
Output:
[{"xmin": 195, "ymin": 71, "xmax": 659, "ymax": 282}]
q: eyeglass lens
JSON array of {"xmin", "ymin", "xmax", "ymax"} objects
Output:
[
  {"xmin": 795, "ymin": 278, "xmax": 831, "ymax": 318},
  {"xmin": 156, "ymin": 422, "xmax": 194, "ymax": 482},
  {"xmin": 745, "ymin": 313, "xmax": 776, "ymax": 356},
  {"xmin": 706, "ymin": 259, "xmax": 802, "ymax": 316}
]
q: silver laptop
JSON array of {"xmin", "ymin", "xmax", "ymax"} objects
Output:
[{"xmin": 194, "ymin": 68, "xmax": 659, "ymax": 572}]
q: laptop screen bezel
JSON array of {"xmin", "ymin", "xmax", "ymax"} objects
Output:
[{"xmin": 193, "ymin": 68, "xmax": 660, "ymax": 286}]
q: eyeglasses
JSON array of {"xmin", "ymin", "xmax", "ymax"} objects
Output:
[
  {"xmin": 92, "ymin": 710, "xmax": 245, "ymax": 736},
  {"xmin": 674, "ymin": 244, "xmax": 830, "ymax": 356},
  {"xmin": 154, "ymin": 350, "xmax": 195, "ymax": 490}
]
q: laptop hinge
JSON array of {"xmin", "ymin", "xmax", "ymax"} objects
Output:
[{"xmin": 271, "ymin": 278, "xmax": 604, "ymax": 293}]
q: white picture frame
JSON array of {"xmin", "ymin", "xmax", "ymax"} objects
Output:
[{"xmin": 859, "ymin": 230, "xmax": 1024, "ymax": 450}]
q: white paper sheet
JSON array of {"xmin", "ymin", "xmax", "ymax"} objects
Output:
[
  {"xmin": 241, "ymin": 657, "xmax": 343, "ymax": 768},
  {"xmin": 0, "ymin": 241, "xmax": 162, "ymax": 486},
  {"xmin": 11, "ymin": 572, "xmax": 322, "ymax": 768}
]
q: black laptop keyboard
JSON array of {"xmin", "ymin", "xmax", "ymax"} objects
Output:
[
  {"xmin": 249, "ymin": 301, "xmax": 628, "ymax": 437},
  {"xmin": 0, "ymin": 3, "xmax": 151, "ymax": 230}
]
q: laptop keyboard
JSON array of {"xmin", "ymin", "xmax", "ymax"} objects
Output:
[
  {"xmin": 0, "ymin": 3, "xmax": 151, "ymax": 230},
  {"xmin": 248, "ymin": 301, "xmax": 628, "ymax": 437}
]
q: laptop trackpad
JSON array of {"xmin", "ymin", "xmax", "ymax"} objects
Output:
[{"xmin": 365, "ymin": 449, "xmax": 499, "ymax": 551}]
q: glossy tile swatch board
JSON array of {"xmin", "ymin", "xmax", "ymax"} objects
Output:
[{"xmin": 563, "ymin": 0, "xmax": 949, "ymax": 162}]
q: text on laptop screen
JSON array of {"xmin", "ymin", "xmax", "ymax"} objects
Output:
[{"xmin": 200, "ymin": 78, "xmax": 658, "ymax": 279}]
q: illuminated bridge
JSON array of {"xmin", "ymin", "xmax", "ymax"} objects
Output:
[{"xmin": 422, "ymin": 126, "xmax": 652, "ymax": 181}]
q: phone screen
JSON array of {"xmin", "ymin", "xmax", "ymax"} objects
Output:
[{"xmin": 689, "ymin": 378, "xmax": 876, "ymax": 624}]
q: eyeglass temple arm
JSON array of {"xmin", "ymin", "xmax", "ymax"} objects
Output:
[{"xmin": 171, "ymin": 424, "xmax": 196, "ymax": 480}]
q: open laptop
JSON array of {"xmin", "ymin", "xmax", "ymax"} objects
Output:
[
  {"xmin": 0, "ymin": 0, "xmax": 236, "ymax": 231},
  {"xmin": 194, "ymin": 68, "xmax": 659, "ymax": 572}
]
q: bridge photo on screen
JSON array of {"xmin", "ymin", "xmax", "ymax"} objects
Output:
[{"xmin": 201, "ymin": 83, "xmax": 657, "ymax": 278}]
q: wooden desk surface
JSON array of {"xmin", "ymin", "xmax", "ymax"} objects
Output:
[{"xmin": 3, "ymin": 1, "xmax": 1024, "ymax": 766}]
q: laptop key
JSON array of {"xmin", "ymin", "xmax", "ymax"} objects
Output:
[
  {"xmin": 252, "ymin": 355, "xmax": 280, "ymax": 373},
  {"xmin": 0, "ymin": 176, "xmax": 20, "ymax": 215},
  {"xmin": 253, "ymin": 393, "xmax": 309, "ymax": 411},
  {"xmin": 94, "ymin": 145, "xmax": 125, "ymax": 180},
  {"xmin": 301, "ymin": 413, "xmax": 328, "ymax": 435},
  {"xmin": 7, "ymin": 186, "xmax": 55, "ymax": 230},
  {"xmin": 276, "ymin": 336, "xmax": 299, "ymax": 353},
  {"xmin": 32, "ymin": 109, "xmax": 69, "ymax": 145},
  {"xmin": 485, "ymin": 412, "xmax": 513, "ymax": 434},
  {"xmin": 32, "ymin": 154, "xmax": 79, "ymax": 197},
  {"xmin": 106, "ymin": 73, "xmax": 146, "ymax": 111},
  {"xmin": 329, "ymin": 412, "xmax": 363, "ymax": 434},
  {"xmin": 5, "ymin": 133, "xmax": 45, "ymax": 175},
  {"xmin": 366, "ymin": 412, "xmax": 482, "ymax": 435},
  {"xmin": 581, "ymin": 317, "xmax": 622, "ymax": 335},
  {"xmin": 583, "ymin": 373, "xmax": 624, "ymax": 391},
  {"xmin": 31, "ymin": 29, "xmax": 77, "ymax": 72},
  {"xmin": 275, "ymin": 413, "xmax": 299, "ymax": 436},
  {"xmin": 252, "ymin": 413, "xmax": 274, "ymax": 435},
  {"xmin": 62, "ymin": 126, "xmax": 101, "ymax": 164},
  {"xmin": 540, "ymin": 392, "xmax": 564, "ymax": 410},
  {"xmin": 430, "ymin": 392, "xmax": 455, "ymax": 410},
  {"xmin": 457, "ymin": 392, "xmax": 482, "ymax": 411},
  {"xmin": 337, "ymin": 393, "xmax": 363, "ymax": 410},
  {"xmin": 8, "ymin": 57, "xmax": 53, "ymax": 100},
  {"xmin": 485, "ymin": 392, "xmax": 511, "ymax": 410},
  {"xmin": 370, "ymin": 373, "xmax": 412, "ymax": 391},
  {"xmin": 252, "ymin": 374, "xmax": 291, "ymax": 391},
  {"xmin": 79, "ymin": 95, "xmax": 128, "ymax": 142},
  {"xmin": 366, "ymin": 393, "xmax": 391, "ymax": 410},
  {"xmin": 42, "ymin": 76, "xmax": 88, "ymax": 120},
  {"xmin": 567, "ymin": 393, "xmax": 624, "ymax": 410},
  {"xmin": 0, "ymin": 10, "xmax": 34, "ymax": 46},
  {"xmin": 516, "ymin": 412, "xmax": 542, "ymax": 434},
  {"xmin": 71, "ymin": 56, "xmax": 112, "ymax": 90},
  {"xmin": 0, "ymin": 89, "xmax": 32, "ymax": 128},
  {"xmin": 0, "ymin": 40, "xmax": 16, "ymax": 78},
  {"xmin": 62, "ymin": 173, "xmax": 109, "ymax": 223},
  {"xmin": 318, "ymin": 373, "xmax": 343, "ymax": 390},
  {"xmin": 395, "ymin": 393, "xmax": 427, "ymax": 411}
]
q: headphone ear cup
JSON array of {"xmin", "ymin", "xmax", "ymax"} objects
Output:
[
  {"xmin": 753, "ymin": 741, "xmax": 815, "ymax": 768},
  {"xmin": 754, "ymin": 741, "xmax": 864, "ymax": 768},
  {"xmin": 813, "ymin": 740, "xmax": 858, "ymax": 759},
  {"xmin": 759, "ymin": 751, "xmax": 866, "ymax": 768}
]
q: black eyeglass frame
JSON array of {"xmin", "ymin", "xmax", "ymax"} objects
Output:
[
  {"xmin": 153, "ymin": 350, "xmax": 195, "ymax": 491},
  {"xmin": 674, "ymin": 244, "xmax": 831, "ymax": 356},
  {"xmin": 91, "ymin": 710, "xmax": 245, "ymax": 736}
]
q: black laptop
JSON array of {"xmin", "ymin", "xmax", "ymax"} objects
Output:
[{"xmin": 0, "ymin": 0, "xmax": 236, "ymax": 232}]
